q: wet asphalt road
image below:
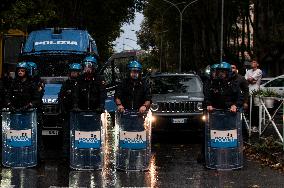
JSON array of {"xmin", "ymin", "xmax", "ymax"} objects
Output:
[{"xmin": 0, "ymin": 125, "xmax": 284, "ymax": 187}]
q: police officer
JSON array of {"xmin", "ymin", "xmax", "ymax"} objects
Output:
[
  {"xmin": 6, "ymin": 62, "xmax": 40, "ymax": 111},
  {"xmin": 115, "ymin": 61, "xmax": 151, "ymax": 113},
  {"xmin": 197, "ymin": 63, "xmax": 220, "ymax": 164},
  {"xmin": 203, "ymin": 64, "xmax": 219, "ymax": 102},
  {"xmin": 75, "ymin": 55, "xmax": 106, "ymax": 112},
  {"xmin": 231, "ymin": 64, "xmax": 249, "ymax": 110},
  {"xmin": 59, "ymin": 63, "xmax": 82, "ymax": 112},
  {"xmin": 206, "ymin": 62, "xmax": 243, "ymax": 112},
  {"xmin": 27, "ymin": 61, "xmax": 45, "ymax": 159},
  {"xmin": 58, "ymin": 63, "xmax": 82, "ymax": 159},
  {"xmin": 27, "ymin": 62, "xmax": 45, "ymax": 99}
]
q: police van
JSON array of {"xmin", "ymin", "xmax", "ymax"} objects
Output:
[{"xmin": 20, "ymin": 28, "xmax": 98, "ymax": 139}]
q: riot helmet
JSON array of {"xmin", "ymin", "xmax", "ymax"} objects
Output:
[
  {"xmin": 82, "ymin": 55, "xmax": 98, "ymax": 74},
  {"xmin": 210, "ymin": 64, "xmax": 219, "ymax": 79},
  {"xmin": 217, "ymin": 62, "xmax": 232, "ymax": 79},
  {"xmin": 69, "ymin": 63, "xmax": 82, "ymax": 79},
  {"xmin": 128, "ymin": 60, "xmax": 142, "ymax": 80},
  {"xmin": 27, "ymin": 61, "xmax": 38, "ymax": 77},
  {"xmin": 16, "ymin": 62, "xmax": 29, "ymax": 78}
]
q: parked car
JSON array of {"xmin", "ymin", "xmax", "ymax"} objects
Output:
[
  {"xmin": 149, "ymin": 72, "xmax": 205, "ymax": 131},
  {"xmin": 260, "ymin": 74, "xmax": 284, "ymax": 96},
  {"xmin": 260, "ymin": 77, "xmax": 273, "ymax": 85}
]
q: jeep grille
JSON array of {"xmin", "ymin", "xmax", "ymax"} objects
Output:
[
  {"xmin": 157, "ymin": 102, "xmax": 197, "ymax": 112},
  {"xmin": 43, "ymin": 104, "xmax": 60, "ymax": 114}
]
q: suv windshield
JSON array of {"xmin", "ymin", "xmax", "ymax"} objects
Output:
[{"xmin": 150, "ymin": 75, "xmax": 202, "ymax": 94}]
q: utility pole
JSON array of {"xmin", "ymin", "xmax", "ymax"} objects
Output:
[{"xmin": 161, "ymin": 0, "xmax": 199, "ymax": 72}]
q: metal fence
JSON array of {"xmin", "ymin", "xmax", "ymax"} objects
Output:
[{"xmin": 243, "ymin": 95, "xmax": 284, "ymax": 149}]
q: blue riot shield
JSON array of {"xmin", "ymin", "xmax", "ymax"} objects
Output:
[
  {"xmin": 2, "ymin": 108, "xmax": 37, "ymax": 168},
  {"xmin": 115, "ymin": 110, "xmax": 152, "ymax": 171},
  {"xmin": 70, "ymin": 111, "xmax": 105, "ymax": 170},
  {"xmin": 205, "ymin": 110, "xmax": 243, "ymax": 170}
]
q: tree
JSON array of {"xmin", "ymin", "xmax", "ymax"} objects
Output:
[
  {"xmin": 138, "ymin": 0, "xmax": 255, "ymax": 73},
  {"xmin": 1, "ymin": 0, "xmax": 145, "ymax": 61}
]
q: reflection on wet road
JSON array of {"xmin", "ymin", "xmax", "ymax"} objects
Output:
[{"xmin": 0, "ymin": 120, "xmax": 284, "ymax": 187}]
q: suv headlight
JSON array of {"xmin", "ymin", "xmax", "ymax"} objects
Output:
[
  {"xmin": 150, "ymin": 103, "xmax": 159, "ymax": 111},
  {"xmin": 197, "ymin": 102, "xmax": 203, "ymax": 111}
]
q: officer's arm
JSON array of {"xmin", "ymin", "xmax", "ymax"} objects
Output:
[
  {"xmin": 5, "ymin": 81, "xmax": 13, "ymax": 106},
  {"xmin": 240, "ymin": 77, "xmax": 249, "ymax": 104},
  {"xmin": 204, "ymin": 82, "xmax": 213, "ymax": 107},
  {"xmin": 143, "ymin": 81, "xmax": 152, "ymax": 109},
  {"xmin": 233, "ymin": 86, "xmax": 243, "ymax": 109},
  {"xmin": 31, "ymin": 83, "xmax": 41, "ymax": 108},
  {"xmin": 98, "ymin": 76, "xmax": 107, "ymax": 108},
  {"xmin": 114, "ymin": 81, "xmax": 123, "ymax": 105}
]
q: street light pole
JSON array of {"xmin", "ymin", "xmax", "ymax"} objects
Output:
[
  {"xmin": 220, "ymin": 0, "xmax": 224, "ymax": 63},
  {"xmin": 161, "ymin": 0, "xmax": 199, "ymax": 72},
  {"xmin": 160, "ymin": 2, "xmax": 185, "ymax": 72}
]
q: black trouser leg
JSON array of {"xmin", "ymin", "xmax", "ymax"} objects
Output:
[
  {"xmin": 62, "ymin": 113, "xmax": 70, "ymax": 159},
  {"xmin": 37, "ymin": 111, "xmax": 44, "ymax": 161}
]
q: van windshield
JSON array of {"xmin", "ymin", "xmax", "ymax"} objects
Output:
[
  {"xmin": 150, "ymin": 75, "xmax": 202, "ymax": 94},
  {"xmin": 41, "ymin": 76, "xmax": 68, "ymax": 84}
]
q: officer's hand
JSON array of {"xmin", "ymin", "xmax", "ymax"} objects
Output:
[
  {"xmin": 117, "ymin": 104, "xmax": 125, "ymax": 113},
  {"xmin": 230, "ymin": 105, "xmax": 237, "ymax": 113},
  {"xmin": 207, "ymin": 106, "xmax": 214, "ymax": 112},
  {"xmin": 139, "ymin": 105, "xmax": 147, "ymax": 114}
]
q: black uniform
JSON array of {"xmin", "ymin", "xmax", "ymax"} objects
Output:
[
  {"xmin": 76, "ymin": 74, "xmax": 106, "ymax": 111},
  {"xmin": 59, "ymin": 78, "xmax": 79, "ymax": 112},
  {"xmin": 231, "ymin": 73, "xmax": 249, "ymax": 106},
  {"xmin": 59, "ymin": 74, "xmax": 106, "ymax": 158},
  {"xmin": 2, "ymin": 74, "xmax": 13, "ymax": 100},
  {"xmin": 58, "ymin": 77, "xmax": 80, "ymax": 158},
  {"xmin": 31, "ymin": 75, "xmax": 45, "ymax": 157},
  {"xmin": 205, "ymin": 77, "xmax": 243, "ymax": 109},
  {"xmin": 5, "ymin": 77, "xmax": 40, "ymax": 110},
  {"xmin": 115, "ymin": 78, "xmax": 151, "ymax": 110}
]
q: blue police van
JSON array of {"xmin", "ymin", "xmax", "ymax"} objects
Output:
[{"xmin": 20, "ymin": 28, "xmax": 98, "ymax": 139}]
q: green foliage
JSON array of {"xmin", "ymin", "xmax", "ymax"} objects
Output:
[
  {"xmin": 137, "ymin": 50, "xmax": 159, "ymax": 71},
  {"xmin": 138, "ymin": 0, "xmax": 283, "ymax": 73},
  {"xmin": 261, "ymin": 89, "xmax": 279, "ymax": 98},
  {"xmin": 1, "ymin": 0, "xmax": 145, "ymax": 61},
  {"xmin": 252, "ymin": 88, "xmax": 279, "ymax": 97},
  {"xmin": 1, "ymin": 0, "xmax": 56, "ymax": 31},
  {"xmin": 251, "ymin": 89, "xmax": 264, "ymax": 97}
]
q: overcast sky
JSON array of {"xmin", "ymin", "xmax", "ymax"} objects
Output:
[{"xmin": 114, "ymin": 12, "xmax": 144, "ymax": 52}]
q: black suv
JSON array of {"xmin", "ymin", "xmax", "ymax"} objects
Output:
[{"xmin": 149, "ymin": 73, "xmax": 205, "ymax": 131}]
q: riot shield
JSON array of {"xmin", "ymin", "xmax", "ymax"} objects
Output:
[
  {"xmin": 70, "ymin": 111, "xmax": 106, "ymax": 170},
  {"xmin": 2, "ymin": 108, "xmax": 37, "ymax": 168},
  {"xmin": 115, "ymin": 110, "xmax": 152, "ymax": 171},
  {"xmin": 205, "ymin": 110, "xmax": 243, "ymax": 170}
]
